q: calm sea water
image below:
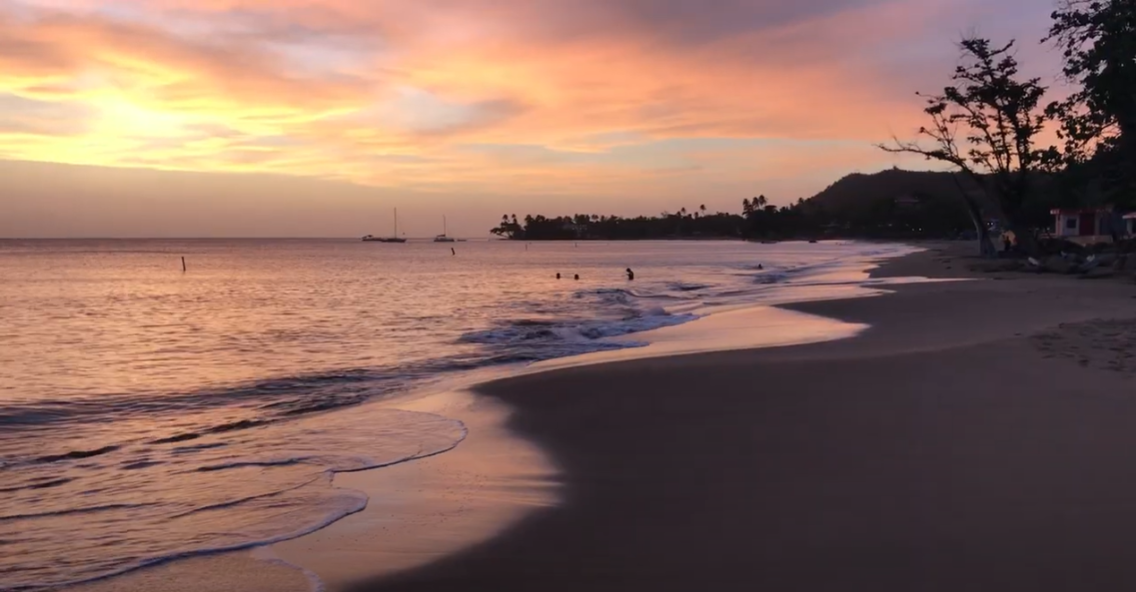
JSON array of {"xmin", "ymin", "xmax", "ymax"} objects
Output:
[{"xmin": 0, "ymin": 239, "xmax": 913, "ymax": 590}]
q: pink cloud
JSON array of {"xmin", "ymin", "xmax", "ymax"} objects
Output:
[{"xmin": 0, "ymin": 0, "xmax": 1062, "ymax": 205}]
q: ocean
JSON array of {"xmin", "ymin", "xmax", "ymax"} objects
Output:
[{"xmin": 0, "ymin": 238, "xmax": 915, "ymax": 590}]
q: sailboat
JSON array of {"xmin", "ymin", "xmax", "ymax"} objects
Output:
[
  {"xmin": 433, "ymin": 215, "xmax": 456, "ymax": 243},
  {"xmin": 362, "ymin": 208, "xmax": 407, "ymax": 243}
]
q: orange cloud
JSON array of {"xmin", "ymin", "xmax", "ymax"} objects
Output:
[{"xmin": 0, "ymin": 0, "xmax": 1050, "ymax": 203}]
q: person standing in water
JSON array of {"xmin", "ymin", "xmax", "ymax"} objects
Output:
[
  {"xmin": 626, "ymin": 268, "xmax": 635, "ymax": 281},
  {"xmin": 451, "ymin": 247, "xmax": 456, "ymax": 256},
  {"xmin": 556, "ymin": 273, "xmax": 561, "ymax": 279},
  {"xmin": 574, "ymin": 274, "xmax": 580, "ymax": 280}
]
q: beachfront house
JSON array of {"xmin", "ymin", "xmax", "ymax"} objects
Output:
[{"xmin": 1050, "ymin": 207, "xmax": 1115, "ymax": 242}]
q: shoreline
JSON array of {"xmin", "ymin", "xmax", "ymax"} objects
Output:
[
  {"xmin": 339, "ymin": 242, "xmax": 1136, "ymax": 591},
  {"xmin": 257, "ymin": 242, "xmax": 964, "ymax": 590},
  {"xmin": 62, "ymin": 241, "xmax": 1136, "ymax": 591},
  {"xmin": 262, "ymin": 242, "xmax": 928, "ymax": 589},
  {"xmin": 268, "ymin": 390, "xmax": 560, "ymax": 591},
  {"xmin": 59, "ymin": 240, "xmax": 921, "ymax": 592}
]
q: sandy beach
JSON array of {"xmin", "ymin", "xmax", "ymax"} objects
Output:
[{"xmin": 332, "ymin": 243, "xmax": 1136, "ymax": 592}]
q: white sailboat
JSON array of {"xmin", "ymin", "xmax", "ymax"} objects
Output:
[
  {"xmin": 363, "ymin": 208, "xmax": 407, "ymax": 243},
  {"xmin": 433, "ymin": 215, "xmax": 456, "ymax": 243}
]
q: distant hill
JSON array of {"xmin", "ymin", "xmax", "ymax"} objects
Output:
[
  {"xmin": 491, "ymin": 167, "xmax": 1072, "ymax": 242},
  {"xmin": 800, "ymin": 167, "xmax": 1070, "ymax": 233},
  {"xmin": 803, "ymin": 168, "xmax": 991, "ymax": 216}
]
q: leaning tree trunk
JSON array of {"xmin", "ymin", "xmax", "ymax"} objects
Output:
[
  {"xmin": 999, "ymin": 190, "xmax": 1041, "ymax": 258},
  {"xmin": 951, "ymin": 174, "xmax": 997, "ymax": 258},
  {"xmin": 1000, "ymin": 197, "xmax": 1040, "ymax": 258},
  {"xmin": 968, "ymin": 199, "xmax": 998, "ymax": 258}
]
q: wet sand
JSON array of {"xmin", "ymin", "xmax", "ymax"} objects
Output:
[
  {"xmin": 269, "ymin": 390, "xmax": 559, "ymax": 591},
  {"xmin": 340, "ymin": 243, "xmax": 1136, "ymax": 591},
  {"xmin": 61, "ymin": 389, "xmax": 559, "ymax": 592}
]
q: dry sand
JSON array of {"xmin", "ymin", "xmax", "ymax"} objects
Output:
[{"xmin": 339, "ymin": 242, "xmax": 1136, "ymax": 592}]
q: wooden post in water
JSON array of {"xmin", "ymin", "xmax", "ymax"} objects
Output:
[{"xmin": 181, "ymin": 257, "xmax": 186, "ymax": 273}]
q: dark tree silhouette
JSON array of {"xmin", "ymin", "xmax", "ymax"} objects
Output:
[
  {"xmin": 1046, "ymin": 0, "xmax": 1136, "ymax": 210},
  {"xmin": 489, "ymin": 171, "xmax": 980, "ymax": 243},
  {"xmin": 880, "ymin": 37, "xmax": 1054, "ymax": 256}
]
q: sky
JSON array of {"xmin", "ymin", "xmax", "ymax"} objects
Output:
[{"xmin": 0, "ymin": 0, "xmax": 1060, "ymax": 237}]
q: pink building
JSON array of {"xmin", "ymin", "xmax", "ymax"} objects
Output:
[{"xmin": 1051, "ymin": 207, "xmax": 1114, "ymax": 241}]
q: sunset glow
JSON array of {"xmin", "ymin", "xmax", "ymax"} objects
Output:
[{"xmin": 1, "ymin": 0, "xmax": 1056, "ymax": 235}]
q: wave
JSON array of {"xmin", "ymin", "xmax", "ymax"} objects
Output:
[
  {"xmin": 278, "ymin": 394, "xmax": 371, "ymax": 417},
  {"xmin": 743, "ymin": 256, "xmax": 862, "ymax": 287},
  {"xmin": 0, "ymin": 478, "xmax": 73, "ymax": 494},
  {"xmin": 2, "ymin": 277, "xmax": 713, "ymax": 449},
  {"xmin": 169, "ymin": 476, "xmax": 325, "ymax": 518},
  {"xmin": 120, "ymin": 460, "xmax": 164, "ymax": 471},
  {"xmin": 33, "ymin": 446, "xmax": 120, "ymax": 465},
  {"xmin": 579, "ymin": 287, "xmax": 638, "ymax": 307},
  {"xmin": 460, "ymin": 309, "xmax": 696, "ymax": 352},
  {"xmin": 11, "ymin": 498, "xmax": 368, "ymax": 592},
  {"xmin": 195, "ymin": 458, "xmax": 307, "ymax": 472},
  {"xmin": 666, "ymin": 281, "xmax": 710, "ymax": 292},
  {"xmin": 204, "ymin": 419, "xmax": 271, "ymax": 434},
  {"xmin": 0, "ymin": 503, "xmax": 160, "ymax": 524},
  {"xmin": 0, "ymin": 411, "xmax": 467, "ymax": 590},
  {"xmin": 170, "ymin": 442, "xmax": 228, "ymax": 455},
  {"xmin": 753, "ymin": 271, "xmax": 788, "ymax": 285},
  {"xmin": 0, "ymin": 247, "xmax": 883, "ymax": 481},
  {"xmin": 150, "ymin": 433, "xmax": 201, "ymax": 445}
]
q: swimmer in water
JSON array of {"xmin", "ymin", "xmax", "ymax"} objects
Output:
[
  {"xmin": 556, "ymin": 273, "xmax": 561, "ymax": 279},
  {"xmin": 574, "ymin": 274, "xmax": 580, "ymax": 280},
  {"xmin": 626, "ymin": 268, "xmax": 635, "ymax": 281}
]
